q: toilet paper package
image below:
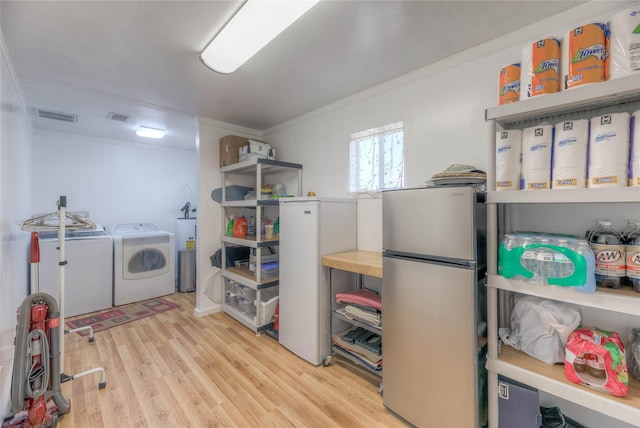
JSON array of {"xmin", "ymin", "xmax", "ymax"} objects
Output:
[
  {"xmin": 631, "ymin": 110, "xmax": 640, "ymax": 186},
  {"xmin": 588, "ymin": 112, "xmax": 631, "ymax": 188},
  {"xmin": 522, "ymin": 124, "xmax": 553, "ymax": 190},
  {"xmin": 496, "ymin": 130, "xmax": 522, "ymax": 190},
  {"xmin": 563, "ymin": 23, "xmax": 608, "ymax": 89},
  {"xmin": 608, "ymin": 5, "xmax": 640, "ymax": 80},
  {"xmin": 552, "ymin": 119, "xmax": 589, "ymax": 189},
  {"xmin": 499, "ymin": 63, "xmax": 521, "ymax": 105},
  {"xmin": 520, "ymin": 37, "xmax": 561, "ymax": 100}
]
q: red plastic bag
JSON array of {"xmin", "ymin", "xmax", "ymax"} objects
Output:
[
  {"xmin": 233, "ymin": 216, "xmax": 248, "ymax": 237},
  {"xmin": 564, "ymin": 326, "xmax": 628, "ymax": 396}
]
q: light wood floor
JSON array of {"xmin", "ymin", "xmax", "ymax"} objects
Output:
[{"xmin": 58, "ymin": 292, "xmax": 407, "ymax": 427}]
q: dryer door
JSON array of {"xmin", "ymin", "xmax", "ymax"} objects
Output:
[{"xmin": 121, "ymin": 235, "xmax": 170, "ymax": 279}]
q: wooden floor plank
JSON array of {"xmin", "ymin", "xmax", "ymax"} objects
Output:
[{"xmin": 56, "ymin": 292, "xmax": 406, "ymax": 427}]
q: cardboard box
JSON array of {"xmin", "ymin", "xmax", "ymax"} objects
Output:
[{"xmin": 219, "ymin": 135, "xmax": 248, "ymax": 167}]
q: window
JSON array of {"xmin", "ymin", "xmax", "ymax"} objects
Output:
[{"xmin": 349, "ymin": 121, "xmax": 404, "ymax": 193}]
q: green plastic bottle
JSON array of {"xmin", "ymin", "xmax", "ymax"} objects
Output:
[{"xmin": 226, "ymin": 215, "xmax": 234, "ymax": 236}]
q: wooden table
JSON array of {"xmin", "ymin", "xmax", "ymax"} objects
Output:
[{"xmin": 321, "ymin": 250, "xmax": 382, "ymax": 278}]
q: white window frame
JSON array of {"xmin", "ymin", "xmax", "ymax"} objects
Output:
[{"xmin": 349, "ymin": 121, "xmax": 404, "ymax": 194}]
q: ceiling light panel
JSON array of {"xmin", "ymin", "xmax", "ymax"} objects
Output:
[
  {"xmin": 136, "ymin": 126, "xmax": 166, "ymax": 139},
  {"xmin": 200, "ymin": 0, "xmax": 319, "ymax": 74}
]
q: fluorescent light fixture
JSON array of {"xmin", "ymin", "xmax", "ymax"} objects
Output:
[
  {"xmin": 136, "ymin": 126, "xmax": 166, "ymax": 139},
  {"xmin": 200, "ymin": 0, "xmax": 319, "ymax": 74}
]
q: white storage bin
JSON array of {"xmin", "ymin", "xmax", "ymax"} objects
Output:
[{"xmin": 259, "ymin": 296, "xmax": 279, "ymax": 325}]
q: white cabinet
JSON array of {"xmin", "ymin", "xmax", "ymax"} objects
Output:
[
  {"xmin": 485, "ymin": 74, "xmax": 640, "ymax": 427},
  {"xmin": 220, "ymin": 158, "xmax": 302, "ymax": 333}
]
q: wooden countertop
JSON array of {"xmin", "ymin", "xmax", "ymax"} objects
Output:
[{"xmin": 322, "ymin": 250, "xmax": 383, "ymax": 278}]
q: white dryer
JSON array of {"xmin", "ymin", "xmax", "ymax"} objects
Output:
[{"xmin": 110, "ymin": 223, "xmax": 175, "ymax": 306}]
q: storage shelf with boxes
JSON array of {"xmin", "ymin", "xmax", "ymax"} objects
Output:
[{"xmin": 219, "ymin": 135, "xmax": 275, "ymax": 167}]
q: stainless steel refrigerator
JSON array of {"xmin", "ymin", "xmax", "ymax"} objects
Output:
[{"xmin": 382, "ymin": 186, "xmax": 486, "ymax": 428}]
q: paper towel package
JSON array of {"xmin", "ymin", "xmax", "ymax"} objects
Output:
[
  {"xmin": 522, "ymin": 124, "xmax": 553, "ymax": 190},
  {"xmin": 552, "ymin": 119, "xmax": 589, "ymax": 189},
  {"xmin": 588, "ymin": 112, "xmax": 631, "ymax": 188},
  {"xmin": 499, "ymin": 63, "xmax": 521, "ymax": 105},
  {"xmin": 564, "ymin": 23, "xmax": 608, "ymax": 89},
  {"xmin": 520, "ymin": 37, "xmax": 561, "ymax": 100},
  {"xmin": 496, "ymin": 130, "xmax": 522, "ymax": 190},
  {"xmin": 631, "ymin": 110, "xmax": 640, "ymax": 186},
  {"xmin": 608, "ymin": 5, "xmax": 640, "ymax": 80}
]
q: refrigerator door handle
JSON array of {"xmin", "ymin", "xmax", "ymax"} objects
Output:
[{"xmin": 383, "ymin": 252, "xmax": 477, "ymax": 270}]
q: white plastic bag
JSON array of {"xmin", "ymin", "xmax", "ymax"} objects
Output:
[{"xmin": 499, "ymin": 295, "xmax": 581, "ymax": 364}]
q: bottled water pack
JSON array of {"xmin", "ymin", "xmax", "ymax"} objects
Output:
[{"xmin": 499, "ymin": 232, "xmax": 596, "ymax": 292}]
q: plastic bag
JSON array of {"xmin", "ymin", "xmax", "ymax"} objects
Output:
[
  {"xmin": 627, "ymin": 329, "xmax": 640, "ymax": 382},
  {"xmin": 499, "ymin": 295, "xmax": 581, "ymax": 364}
]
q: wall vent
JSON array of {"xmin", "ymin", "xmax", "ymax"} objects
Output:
[
  {"xmin": 108, "ymin": 112, "xmax": 130, "ymax": 122},
  {"xmin": 37, "ymin": 109, "xmax": 78, "ymax": 123}
]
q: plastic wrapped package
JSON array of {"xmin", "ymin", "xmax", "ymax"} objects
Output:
[
  {"xmin": 499, "ymin": 295, "xmax": 581, "ymax": 364},
  {"xmin": 564, "ymin": 326, "xmax": 628, "ymax": 396},
  {"xmin": 628, "ymin": 329, "xmax": 640, "ymax": 381},
  {"xmin": 499, "ymin": 233, "xmax": 596, "ymax": 292}
]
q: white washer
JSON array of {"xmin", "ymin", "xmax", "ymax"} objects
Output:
[
  {"xmin": 38, "ymin": 225, "xmax": 113, "ymax": 317},
  {"xmin": 110, "ymin": 223, "xmax": 175, "ymax": 306}
]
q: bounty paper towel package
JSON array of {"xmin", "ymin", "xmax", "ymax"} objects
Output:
[
  {"xmin": 522, "ymin": 124, "xmax": 553, "ymax": 190},
  {"xmin": 608, "ymin": 5, "xmax": 640, "ymax": 80},
  {"xmin": 588, "ymin": 112, "xmax": 631, "ymax": 188},
  {"xmin": 520, "ymin": 37, "xmax": 561, "ymax": 100},
  {"xmin": 496, "ymin": 130, "xmax": 522, "ymax": 190},
  {"xmin": 552, "ymin": 119, "xmax": 589, "ymax": 189}
]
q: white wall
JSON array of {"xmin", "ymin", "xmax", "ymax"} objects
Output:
[
  {"xmin": 195, "ymin": 117, "xmax": 263, "ymax": 316},
  {"xmin": 264, "ymin": 1, "xmax": 634, "ymax": 255},
  {"xmin": 0, "ymin": 29, "xmax": 33, "ymax": 418},
  {"xmin": 31, "ymin": 130, "xmax": 197, "ymax": 235}
]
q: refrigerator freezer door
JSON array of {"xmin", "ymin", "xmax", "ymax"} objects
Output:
[
  {"xmin": 382, "ymin": 255, "xmax": 478, "ymax": 427},
  {"xmin": 279, "ymin": 200, "xmax": 321, "ymax": 364},
  {"xmin": 278, "ymin": 198, "xmax": 357, "ymax": 365},
  {"xmin": 382, "ymin": 186, "xmax": 482, "ymax": 261}
]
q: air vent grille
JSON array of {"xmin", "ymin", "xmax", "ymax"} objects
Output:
[
  {"xmin": 108, "ymin": 112, "xmax": 130, "ymax": 122},
  {"xmin": 37, "ymin": 109, "xmax": 78, "ymax": 123}
]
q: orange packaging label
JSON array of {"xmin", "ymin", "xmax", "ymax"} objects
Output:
[
  {"xmin": 499, "ymin": 63, "xmax": 521, "ymax": 105},
  {"xmin": 567, "ymin": 23, "xmax": 607, "ymax": 88},
  {"xmin": 531, "ymin": 38, "xmax": 560, "ymax": 96},
  {"xmin": 49, "ymin": 317, "xmax": 60, "ymax": 328}
]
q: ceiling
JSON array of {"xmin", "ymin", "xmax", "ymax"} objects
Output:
[{"xmin": 1, "ymin": 1, "xmax": 586, "ymax": 151}]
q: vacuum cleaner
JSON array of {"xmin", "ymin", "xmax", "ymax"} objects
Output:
[{"xmin": 2, "ymin": 292, "xmax": 70, "ymax": 428}]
